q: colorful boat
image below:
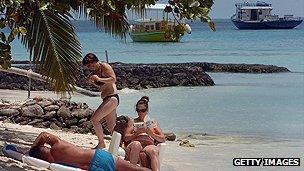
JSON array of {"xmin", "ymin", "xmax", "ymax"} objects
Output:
[
  {"xmin": 231, "ymin": 1, "xmax": 303, "ymax": 29},
  {"xmin": 129, "ymin": 4, "xmax": 191, "ymax": 42}
]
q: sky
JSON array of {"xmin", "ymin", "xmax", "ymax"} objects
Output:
[{"xmin": 158, "ymin": 0, "xmax": 304, "ymax": 19}]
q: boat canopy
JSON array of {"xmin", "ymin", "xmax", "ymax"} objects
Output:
[
  {"xmin": 241, "ymin": 6, "xmax": 272, "ymax": 10},
  {"xmin": 145, "ymin": 4, "xmax": 168, "ymax": 10}
]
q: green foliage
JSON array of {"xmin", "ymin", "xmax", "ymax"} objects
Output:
[
  {"xmin": 0, "ymin": 0, "xmax": 215, "ymax": 94},
  {"xmin": 171, "ymin": 0, "xmax": 216, "ymax": 31}
]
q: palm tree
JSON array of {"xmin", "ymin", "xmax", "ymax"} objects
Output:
[{"xmin": 0, "ymin": 0, "xmax": 215, "ymax": 94}]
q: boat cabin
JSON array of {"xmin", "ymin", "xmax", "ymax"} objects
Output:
[
  {"xmin": 234, "ymin": 2, "xmax": 275, "ymax": 21},
  {"xmin": 130, "ymin": 20, "xmax": 176, "ymax": 32}
]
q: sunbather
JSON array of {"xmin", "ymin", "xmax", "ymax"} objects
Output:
[
  {"xmin": 29, "ymin": 132, "xmax": 151, "ymax": 171},
  {"xmin": 124, "ymin": 96, "xmax": 165, "ymax": 171}
]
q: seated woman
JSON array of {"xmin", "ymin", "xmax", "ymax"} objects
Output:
[{"xmin": 124, "ymin": 96, "xmax": 165, "ymax": 171}]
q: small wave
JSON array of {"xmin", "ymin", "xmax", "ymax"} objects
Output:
[{"xmin": 118, "ymin": 88, "xmax": 138, "ymax": 94}]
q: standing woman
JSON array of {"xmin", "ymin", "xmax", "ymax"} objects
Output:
[{"xmin": 82, "ymin": 53, "xmax": 119, "ymax": 148}]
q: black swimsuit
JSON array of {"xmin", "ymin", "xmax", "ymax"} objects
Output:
[{"xmin": 103, "ymin": 94, "xmax": 120, "ymax": 105}]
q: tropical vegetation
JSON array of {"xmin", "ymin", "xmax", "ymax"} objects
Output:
[{"xmin": 0, "ymin": 0, "xmax": 215, "ymax": 94}]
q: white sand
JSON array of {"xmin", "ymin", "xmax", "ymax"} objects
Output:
[{"xmin": 1, "ymin": 90, "xmax": 304, "ymax": 171}]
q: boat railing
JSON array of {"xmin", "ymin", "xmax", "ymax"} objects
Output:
[{"xmin": 235, "ymin": 1, "xmax": 271, "ymax": 8}]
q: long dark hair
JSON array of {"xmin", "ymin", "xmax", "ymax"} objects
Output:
[
  {"xmin": 136, "ymin": 96, "xmax": 149, "ymax": 111},
  {"xmin": 114, "ymin": 115, "xmax": 130, "ymax": 147}
]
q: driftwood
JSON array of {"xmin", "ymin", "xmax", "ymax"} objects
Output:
[{"xmin": 0, "ymin": 66, "xmax": 100, "ymax": 97}]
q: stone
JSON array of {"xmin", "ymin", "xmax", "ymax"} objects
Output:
[
  {"xmin": 28, "ymin": 119, "xmax": 43, "ymax": 125},
  {"xmin": 24, "ymin": 100, "xmax": 36, "ymax": 106},
  {"xmin": 50, "ymin": 123, "xmax": 61, "ymax": 130},
  {"xmin": 43, "ymin": 111, "xmax": 56, "ymax": 120},
  {"xmin": 79, "ymin": 118, "xmax": 87, "ymax": 124},
  {"xmin": 179, "ymin": 140, "xmax": 195, "ymax": 147},
  {"xmin": 79, "ymin": 121, "xmax": 93, "ymax": 130},
  {"xmin": 44, "ymin": 105, "xmax": 60, "ymax": 111},
  {"xmin": 69, "ymin": 126, "xmax": 78, "ymax": 132},
  {"xmin": 71, "ymin": 108, "xmax": 93, "ymax": 119},
  {"xmin": 14, "ymin": 117, "xmax": 29, "ymax": 124},
  {"xmin": 0, "ymin": 109, "xmax": 19, "ymax": 117},
  {"xmin": 42, "ymin": 121, "xmax": 51, "ymax": 127},
  {"xmin": 164, "ymin": 132, "xmax": 176, "ymax": 141},
  {"xmin": 57, "ymin": 106, "xmax": 71, "ymax": 118},
  {"xmin": 0, "ymin": 116, "xmax": 7, "ymax": 121},
  {"xmin": 65, "ymin": 118, "xmax": 78, "ymax": 127},
  {"xmin": 3, "ymin": 118, "xmax": 12, "ymax": 123},
  {"xmin": 19, "ymin": 121, "xmax": 29, "ymax": 125},
  {"xmin": 21, "ymin": 104, "xmax": 44, "ymax": 118}
]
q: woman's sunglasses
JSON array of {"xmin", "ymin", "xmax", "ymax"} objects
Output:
[{"xmin": 136, "ymin": 108, "xmax": 147, "ymax": 113}]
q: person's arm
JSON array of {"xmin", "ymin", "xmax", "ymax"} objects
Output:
[
  {"xmin": 146, "ymin": 122, "xmax": 165, "ymax": 143},
  {"xmin": 124, "ymin": 119, "xmax": 145, "ymax": 143},
  {"xmin": 89, "ymin": 63, "xmax": 116, "ymax": 84},
  {"xmin": 31, "ymin": 132, "xmax": 59, "ymax": 148}
]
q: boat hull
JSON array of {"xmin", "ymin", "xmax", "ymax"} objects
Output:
[
  {"xmin": 129, "ymin": 31, "xmax": 182, "ymax": 42},
  {"xmin": 232, "ymin": 19, "xmax": 303, "ymax": 29}
]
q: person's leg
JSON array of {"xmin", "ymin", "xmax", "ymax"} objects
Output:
[
  {"xmin": 126, "ymin": 141, "xmax": 143, "ymax": 165},
  {"xmin": 142, "ymin": 145, "xmax": 159, "ymax": 171},
  {"xmin": 116, "ymin": 157, "xmax": 152, "ymax": 171},
  {"xmin": 104, "ymin": 108, "xmax": 117, "ymax": 133},
  {"xmin": 91, "ymin": 97, "xmax": 118, "ymax": 148}
]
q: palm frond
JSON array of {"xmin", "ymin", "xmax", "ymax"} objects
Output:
[{"xmin": 21, "ymin": 9, "xmax": 82, "ymax": 93}]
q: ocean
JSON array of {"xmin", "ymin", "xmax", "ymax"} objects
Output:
[{"xmin": 10, "ymin": 19, "xmax": 304, "ymax": 142}]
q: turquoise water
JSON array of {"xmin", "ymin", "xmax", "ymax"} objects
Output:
[{"xmin": 10, "ymin": 20, "xmax": 304, "ymax": 140}]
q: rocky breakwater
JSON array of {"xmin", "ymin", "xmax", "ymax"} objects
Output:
[
  {"xmin": 0, "ymin": 98, "xmax": 177, "ymax": 141},
  {"xmin": 0, "ymin": 98, "xmax": 96, "ymax": 134},
  {"xmin": 0, "ymin": 62, "xmax": 289, "ymax": 91}
]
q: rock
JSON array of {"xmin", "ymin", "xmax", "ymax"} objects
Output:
[
  {"xmin": 71, "ymin": 109, "xmax": 93, "ymax": 119},
  {"xmin": 43, "ymin": 111, "xmax": 56, "ymax": 120},
  {"xmin": 179, "ymin": 140, "xmax": 195, "ymax": 147},
  {"xmin": 69, "ymin": 126, "xmax": 78, "ymax": 132},
  {"xmin": 28, "ymin": 119, "xmax": 43, "ymax": 125},
  {"xmin": 65, "ymin": 118, "xmax": 78, "ymax": 127},
  {"xmin": 57, "ymin": 106, "xmax": 71, "ymax": 118},
  {"xmin": 0, "ymin": 116, "xmax": 7, "ymax": 121},
  {"xmin": 50, "ymin": 123, "xmax": 61, "ymax": 130},
  {"xmin": 164, "ymin": 132, "xmax": 176, "ymax": 141},
  {"xmin": 42, "ymin": 121, "xmax": 51, "ymax": 127},
  {"xmin": 77, "ymin": 128, "xmax": 91, "ymax": 134},
  {"xmin": 21, "ymin": 104, "xmax": 44, "ymax": 118},
  {"xmin": 14, "ymin": 117, "xmax": 29, "ymax": 124},
  {"xmin": 0, "ymin": 109, "xmax": 19, "ymax": 117},
  {"xmin": 79, "ymin": 121, "xmax": 93, "ymax": 130},
  {"xmin": 19, "ymin": 121, "xmax": 29, "ymax": 125},
  {"xmin": 33, "ymin": 96, "xmax": 44, "ymax": 102},
  {"xmin": 79, "ymin": 118, "xmax": 87, "ymax": 124},
  {"xmin": 24, "ymin": 100, "xmax": 36, "ymax": 106},
  {"xmin": 3, "ymin": 118, "xmax": 12, "ymax": 123},
  {"xmin": 33, "ymin": 122, "xmax": 46, "ymax": 128},
  {"xmin": 44, "ymin": 105, "xmax": 60, "ymax": 111}
]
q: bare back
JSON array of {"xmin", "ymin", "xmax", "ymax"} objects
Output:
[{"xmin": 50, "ymin": 139, "xmax": 94, "ymax": 169}]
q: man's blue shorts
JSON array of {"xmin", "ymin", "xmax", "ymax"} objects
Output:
[{"xmin": 89, "ymin": 149, "xmax": 115, "ymax": 171}]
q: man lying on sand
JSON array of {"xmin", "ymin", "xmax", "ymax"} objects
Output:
[{"xmin": 29, "ymin": 132, "xmax": 151, "ymax": 171}]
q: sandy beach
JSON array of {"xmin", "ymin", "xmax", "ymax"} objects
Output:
[{"xmin": 1, "ymin": 90, "xmax": 303, "ymax": 171}]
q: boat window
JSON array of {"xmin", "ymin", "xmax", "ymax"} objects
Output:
[
  {"xmin": 145, "ymin": 25, "xmax": 149, "ymax": 31},
  {"xmin": 155, "ymin": 23, "xmax": 160, "ymax": 30}
]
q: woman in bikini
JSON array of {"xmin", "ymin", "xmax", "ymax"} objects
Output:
[
  {"xmin": 124, "ymin": 96, "xmax": 165, "ymax": 171},
  {"xmin": 82, "ymin": 53, "xmax": 119, "ymax": 148}
]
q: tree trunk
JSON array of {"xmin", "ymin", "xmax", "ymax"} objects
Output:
[{"xmin": 0, "ymin": 66, "xmax": 100, "ymax": 97}]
